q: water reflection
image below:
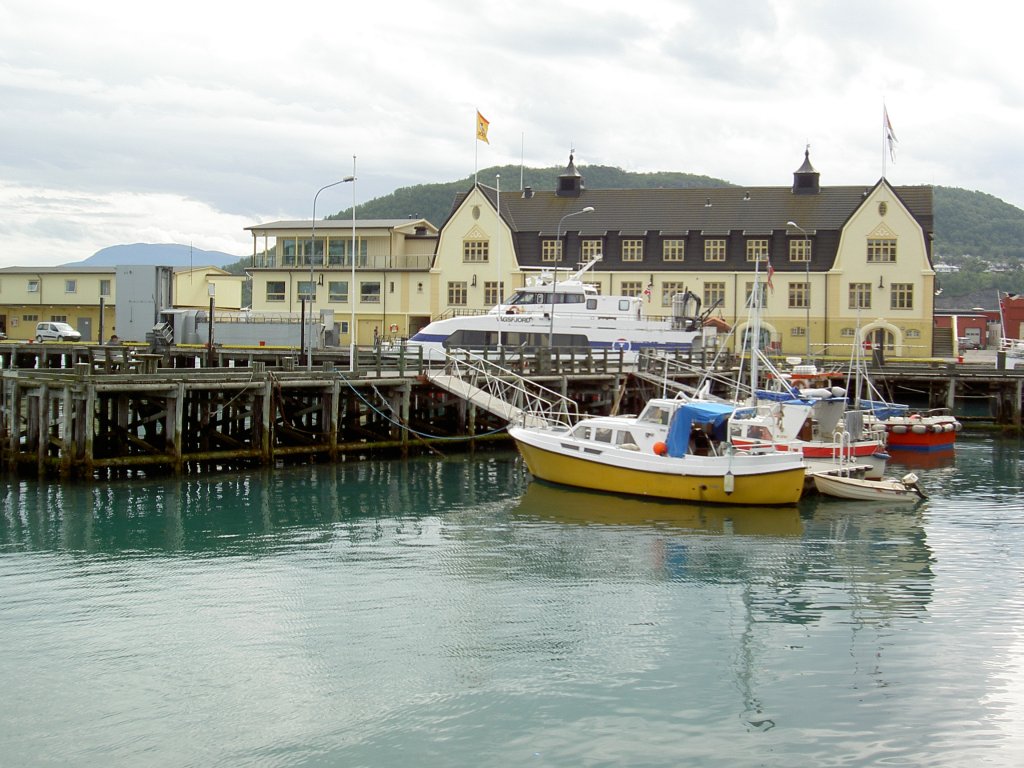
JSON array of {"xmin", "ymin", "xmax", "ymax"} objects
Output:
[
  {"xmin": 511, "ymin": 479, "xmax": 803, "ymax": 536},
  {"xmin": 0, "ymin": 454, "xmax": 527, "ymax": 555}
]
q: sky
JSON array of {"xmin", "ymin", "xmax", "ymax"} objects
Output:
[{"xmin": 1, "ymin": 0, "xmax": 1021, "ymax": 267}]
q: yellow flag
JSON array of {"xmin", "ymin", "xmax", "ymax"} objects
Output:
[{"xmin": 476, "ymin": 111, "xmax": 490, "ymax": 144}]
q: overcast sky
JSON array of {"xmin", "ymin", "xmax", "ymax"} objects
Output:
[{"xmin": 1, "ymin": 0, "xmax": 1019, "ymax": 267}]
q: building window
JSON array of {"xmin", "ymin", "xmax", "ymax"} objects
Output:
[
  {"xmin": 463, "ymin": 239, "xmax": 489, "ymax": 263},
  {"xmin": 867, "ymin": 238, "xmax": 897, "ymax": 263},
  {"xmin": 360, "ymin": 281, "xmax": 381, "ymax": 304},
  {"xmin": 906, "ymin": 329, "xmax": 921, "ymax": 338},
  {"xmin": 64, "ymin": 279, "xmax": 77, "ymax": 293},
  {"xmin": 581, "ymin": 239, "xmax": 602, "ymax": 261},
  {"xmin": 281, "ymin": 238, "xmax": 298, "ymax": 266},
  {"xmin": 301, "ymin": 237, "xmax": 326, "ymax": 267},
  {"xmin": 791, "ymin": 326, "xmax": 807, "ymax": 337},
  {"xmin": 661, "ymin": 281, "xmax": 687, "ymax": 307},
  {"xmin": 298, "ymin": 281, "xmax": 315, "ymax": 302},
  {"xmin": 622, "ymin": 239, "xmax": 644, "ymax": 262},
  {"xmin": 704, "ymin": 281, "xmax": 726, "ymax": 308},
  {"xmin": 789, "ymin": 238, "xmax": 811, "ymax": 263},
  {"xmin": 328, "ymin": 237, "xmax": 367, "ymax": 266},
  {"xmin": 620, "ymin": 281, "xmax": 643, "ymax": 297},
  {"xmin": 328, "ymin": 281, "xmax": 349, "ymax": 303},
  {"xmin": 27, "ymin": 279, "xmax": 39, "ymax": 293},
  {"xmin": 22, "ymin": 314, "xmax": 38, "ymax": 323},
  {"xmin": 788, "ymin": 282, "xmax": 809, "ymax": 309},
  {"xmin": 447, "ymin": 281, "xmax": 468, "ymax": 305},
  {"xmin": 890, "ymin": 282, "xmax": 914, "ymax": 310},
  {"xmin": 265, "ymin": 281, "xmax": 286, "ymax": 302},
  {"xmin": 99, "ymin": 279, "xmax": 111, "ymax": 297},
  {"xmin": 51, "ymin": 315, "xmax": 68, "ymax": 323},
  {"xmin": 745, "ymin": 282, "xmax": 768, "ymax": 308},
  {"xmin": 541, "ymin": 240, "xmax": 562, "ymax": 262},
  {"xmin": 704, "ymin": 239, "xmax": 726, "ymax": 262},
  {"xmin": 484, "ymin": 281, "xmax": 503, "ymax": 305},
  {"xmin": 746, "ymin": 239, "xmax": 769, "ymax": 263},
  {"xmin": 849, "ymin": 282, "xmax": 872, "ymax": 309},
  {"xmin": 841, "ymin": 327, "xmax": 857, "ymax": 337},
  {"xmin": 662, "ymin": 239, "xmax": 686, "ymax": 262}
]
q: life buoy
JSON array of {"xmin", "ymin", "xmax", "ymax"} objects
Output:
[{"xmin": 507, "ymin": 306, "xmax": 522, "ymax": 315}]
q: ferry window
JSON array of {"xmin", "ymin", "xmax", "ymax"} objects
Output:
[
  {"xmin": 586, "ymin": 299, "xmax": 597, "ymax": 310},
  {"xmin": 618, "ymin": 299, "xmax": 631, "ymax": 311},
  {"xmin": 328, "ymin": 281, "xmax": 348, "ymax": 303},
  {"xmin": 550, "ymin": 333, "xmax": 589, "ymax": 349},
  {"xmin": 361, "ymin": 281, "xmax": 382, "ymax": 304},
  {"xmin": 266, "ymin": 281, "xmax": 286, "ymax": 302},
  {"xmin": 594, "ymin": 428, "xmax": 613, "ymax": 443},
  {"xmin": 573, "ymin": 425, "xmax": 592, "ymax": 440}
]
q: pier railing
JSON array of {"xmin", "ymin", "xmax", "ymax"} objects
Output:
[{"xmin": 436, "ymin": 351, "xmax": 581, "ymax": 427}]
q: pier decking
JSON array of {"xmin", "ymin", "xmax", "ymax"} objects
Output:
[{"xmin": 2, "ymin": 341, "xmax": 1021, "ymax": 478}]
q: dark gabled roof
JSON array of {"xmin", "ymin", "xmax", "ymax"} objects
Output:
[{"xmin": 477, "ymin": 182, "xmax": 932, "ymax": 236}]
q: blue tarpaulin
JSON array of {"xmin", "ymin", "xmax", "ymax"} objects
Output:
[
  {"xmin": 860, "ymin": 399, "xmax": 910, "ymax": 420},
  {"xmin": 665, "ymin": 401, "xmax": 736, "ymax": 458}
]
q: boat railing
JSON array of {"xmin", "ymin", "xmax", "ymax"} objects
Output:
[{"xmin": 441, "ymin": 350, "xmax": 580, "ymax": 427}]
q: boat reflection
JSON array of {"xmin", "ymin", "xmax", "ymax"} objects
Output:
[
  {"xmin": 887, "ymin": 448, "xmax": 956, "ymax": 470},
  {"xmin": 511, "ymin": 480, "xmax": 803, "ymax": 537}
]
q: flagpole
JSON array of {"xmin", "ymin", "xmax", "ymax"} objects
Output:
[{"xmin": 882, "ymin": 104, "xmax": 887, "ymax": 179}]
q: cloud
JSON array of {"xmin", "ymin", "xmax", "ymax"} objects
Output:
[{"xmin": 0, "ymin": 0, "xmax": 1022, "ymax": 267}]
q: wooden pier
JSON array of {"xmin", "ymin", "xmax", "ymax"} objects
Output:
[
  {"xmin": 2, "ymin": 342, "xmax": 1022, "ymax": 479},
  {"xmin": 0, "ymin": 343, "xmax": 639, "ymax": 479}
]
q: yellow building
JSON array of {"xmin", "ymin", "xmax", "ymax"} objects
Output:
[
  {"xmin": 0, "ymin": 266, "xmax": 116, "ymax": 342},
  {"xmin": 245, "ymin": 218, "xmax": 437, "ymax": 345},
  {"xmin": 430, "ymin": 150, "xmax": 936, "ymax": 358}
]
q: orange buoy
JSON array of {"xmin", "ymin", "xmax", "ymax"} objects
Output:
[{"xmin": 653, "ymin": 441, "xmax": 668, "ymax": 456}]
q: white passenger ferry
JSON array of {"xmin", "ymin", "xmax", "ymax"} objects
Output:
[{"xmin": 408, "ymin": 259, "xmax": 714, "ymax": 361}]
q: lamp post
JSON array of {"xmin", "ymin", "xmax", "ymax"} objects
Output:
[
  {"xmin": 348, "ymin": 156, "xmax": 358, "ymax": 372},
  {"xmin": 787, "ymin": 220, "xmax": 810, "ymax": 360},
  {"xmin": 548, "ymin": 206, "xmax": 595, "ymax": 348},
  {"xmin": 309, "ymin": 174, "xmax": 356, "ymax": 370}
]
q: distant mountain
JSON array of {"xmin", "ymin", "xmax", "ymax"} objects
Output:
[{"xmin": 67, "ymin": 243, "xmax": 242, "ymax": 269}]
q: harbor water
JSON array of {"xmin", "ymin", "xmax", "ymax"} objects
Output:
[{"xmin": 1, "ymin": 435, "xmax": 1023, "ymax": 766}]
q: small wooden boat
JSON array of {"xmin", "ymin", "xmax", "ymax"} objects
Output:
[{"xmin": 812, "ymin": 471, "xmax": 926, "ymax": 502}]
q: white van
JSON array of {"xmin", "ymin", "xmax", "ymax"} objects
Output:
[{"xmin": 35, "ymin": 321, "xmax": 82, "ymax": 342}]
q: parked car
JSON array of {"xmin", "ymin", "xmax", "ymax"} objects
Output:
[
  {"xmin": 957, "ymin": 336, "xmax": 981, "ymax": 350},
  {"xmin": 35, "ymin": 321, "xmax": 82, "ymax": 342}
]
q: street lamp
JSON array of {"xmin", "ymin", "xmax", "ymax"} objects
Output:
[
  {"xmin": 549, "ymin": 206, "xmax": 595, "ymax": 348},
  {"xmin": 787, "ymin": 220, "xmax": 811, "ymax": 360},
  {"xmin": 348, "ymin": 156, "xmax": 358, "ymax": 372},
  {"xmin": 309, "ymin": 173, "xmax": 356, "ymax": 370}
]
